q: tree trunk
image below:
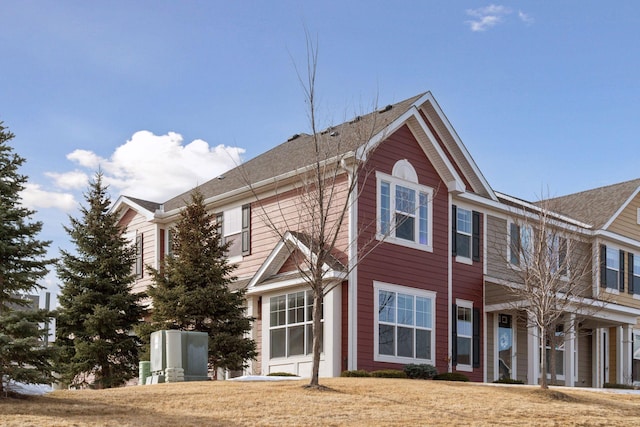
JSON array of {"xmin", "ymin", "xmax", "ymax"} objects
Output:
[
  {"xmin": 308, "ymin": 289, "xmax": 323, "ymax": 387},
  {"xmin": 539, "ymin": 331, "xmax": 548, "ymax": 389}
]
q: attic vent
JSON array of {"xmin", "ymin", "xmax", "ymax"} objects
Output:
[
  {"xmin": 349, "ymin": 116, "xmax": 362, "ymax": 124},
  {"xmin": 321, "ymin": 127, "xmax": 334, "ymax": 135},
  {"xmin": 287, "ymin": 134, "xmax": 300, "ymax": 141},
  {"xmin": 378, "ymin": 104, "xmax": 393, "ymax": 114},
  {"xmin": 330, "ymin": 131, "xmax": 339, "ymax": 137}
]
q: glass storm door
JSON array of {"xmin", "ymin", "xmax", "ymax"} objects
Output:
[{"xmin": 498, "ymin": 314, "xmax": 514, "ymax": 380}]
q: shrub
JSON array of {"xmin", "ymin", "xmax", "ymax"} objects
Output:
[
  {"xmin": 492, "ymin": 378, "xmax": 524, "ymax": 385},
  {"xmin": 370, "ymin": 369, "xmax": 407, "ymax": 379},
  {"xmin": 603, "ymin": 382, "xmax": 637, "ymax": 390},
  {"xmin": 340, "ymin": 370, "xmax": 371, "ymax": 377},
  {"xmin": 433, "ymin": 372, "xmax": 469, "ymax": 382},
  {"xmin": 403, "ymin": 364, "xmax": 438, "ymax": 380},
  {"xmin": 267, "ymin": 372, "xmax": 299, "ymax": 377}
]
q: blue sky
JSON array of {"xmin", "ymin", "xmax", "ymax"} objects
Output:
[{"xmin": 2, "ymin": 1, "xmax": 639, "ymax": 299}]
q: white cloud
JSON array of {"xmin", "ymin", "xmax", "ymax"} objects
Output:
[
  {"xmin": 63, "ymin": 131, "xmax": 245, "ymax": 202},
  {"xmin": 518, "ymin": 11, "xmax": 534, "ymax": 25},
  {"xmin": 466, "ymin": 4, "xmax": 527, "ymax": 32},
  {"xmin": 45, "ymin": 170, "xmax": 89, "ymax": 190},
  {"xmin": 20, "ymin": 183, "xmax": 77, "ymax": 212}
]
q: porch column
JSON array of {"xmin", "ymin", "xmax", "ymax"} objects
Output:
[
  {"xmin": 619, "ymin": 325, "xmax": 633, "ymax": 385},
  {"xmin": 527, "ymin": 319, "xmax": 539, "ymax": 386},
  {"xmin": 564, "ymin": 314, "xmax": 576, "ymax": 387}
]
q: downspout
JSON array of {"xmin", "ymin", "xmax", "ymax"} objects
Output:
[
  {"xmin": 342, "ymin": 159, "xmax": 358, "ymax": 371},
  {"xmin": 448, "ymin": 193, "xmax": 453, "ymax": 373}
]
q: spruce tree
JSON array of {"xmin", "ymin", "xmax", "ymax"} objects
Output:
[
  {"xmin": 148, "ymin": 191, "xmax": 256, "ymax": 373},
  {"xmin": 55, "ymin": 172, "xmax": 145, "ymax": 388},
  {"xmin": 0, "ymin": 122, "xmax": 55, "ymax": 395}
]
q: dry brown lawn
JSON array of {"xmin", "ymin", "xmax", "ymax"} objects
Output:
[{"xmin": 1, "ymin": 378, "xmax": 639, "ymax": 426}]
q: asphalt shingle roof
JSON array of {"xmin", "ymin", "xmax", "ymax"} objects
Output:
[{"xmin": 539, "ymin": 178, "xmax": 640, "ymax": 228}]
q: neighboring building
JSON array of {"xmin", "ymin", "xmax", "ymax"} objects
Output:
[{"xmin": 112, "ymin": 92, "xmax": 640, "ymax": 386}]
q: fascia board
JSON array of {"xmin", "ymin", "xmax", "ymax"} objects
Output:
[
  {"xmin": 419, "ymin": 93, "xmax": 498, "ymax": 201},
  {"xmin": 110, "ymin": 196, "xmax": 155, "ymax": 221}
]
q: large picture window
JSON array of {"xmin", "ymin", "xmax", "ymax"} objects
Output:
[
  {"xmin": 377, "ymin": 170, "xmax": 433, "ymax": 251},
  {"xmin": 269, "ymin": 291, "xmax": 323, "ymax": 359},
  {"xmin": 374, "ymin": 282, "xmax": 435, "ymax": 364}
]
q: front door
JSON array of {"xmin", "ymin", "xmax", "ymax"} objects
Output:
[{"xmin": 497, "ymin": 313, "xmax": 515, "ymax": 380}]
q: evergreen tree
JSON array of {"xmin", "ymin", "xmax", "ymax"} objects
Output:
[
  {"xmin": 55, "ymin": 172, "xmax": 145, "ymax": 388},
  {"xmin": 0, "ymin": 122, "xmax": 55, "ymax": 395},
  {"xmin": 148, "ymin": 191, "xmax": 256, "ymax": 373}
]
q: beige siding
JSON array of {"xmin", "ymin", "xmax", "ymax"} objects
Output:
[
  {"xmin": 486, "ymin": 314, "xmax": 495, "ymax": 380},
  {"xmin": 486, "ymin": 215, "xmax": 513, "ymax": 283},
  {"xmin": 577, "ymin": 332, "xmax": 593, "ymax": 387},
  {"xmin": 118, "ymin": 208, "xmax": 157, "ymax": 295},
  {"xmin": 516, "ymin": 322, "xmax": 528, "ymax": 383},
  {"xmin": 485, "ymin": 282, "xmax": 517, "ymax": 306},
  {"xmin": 608, "ymin": 192, "xmax": 640, "ymax": 241},
  {"xmin": 235, "ymin": 173, "xmax": 350, "ymax": 280}
]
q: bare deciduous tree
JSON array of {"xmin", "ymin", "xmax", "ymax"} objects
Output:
[
  {"xmin": 502, "ymin": 197, "xmax": 607, "ymax": 389},
  {"xmin": 241, "ymin": 35, "xmax": 420, "ymax": 388}
]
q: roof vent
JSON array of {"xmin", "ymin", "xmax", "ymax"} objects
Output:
[
  {"xmin": 330, "ymin": 131, "xmax": 339, "ymax": 137},
  {"xmin": 217, "ymin": 175, "xmax": 225, "ymax": 180},
  {"xmin": 287, "ymin": 134, "xmax": 300, "ymax": 141},
  {"xmin": 349, "ymin": 115, "xmax": 362, "ymax": 124},
  {"xmin": 378, "ymin": 104, "xmax": 393, "ymax": 114}
]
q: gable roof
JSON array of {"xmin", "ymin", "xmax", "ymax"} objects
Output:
[
  {"xmin": 162, "ymin": 93, "xmax": 425, "ymax": 212},
  {"xmin": 540, "ymin": 178, "xmax": 640, "ymax": 229},
  {"xmin": 161, "ymin": 91, "xmax": 495, "ymax": 213},
  {"xmin": 246, "ymin": 231, "xmax": 346, "ymax": 293},
  {"xmin": 111, "ymin": 195, "xmax": 162, "ymax": 220}
]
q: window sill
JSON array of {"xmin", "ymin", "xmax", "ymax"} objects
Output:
[
  {"xmin": 455, "ymin": 364, "xmax": 473, "ymax": 373},
  {"xmin": 455, "ymin": 256, "xmax": 472, "ymax": 265},
  {"xmin": 604, "ymin": 287, "xmax": 620, "ymax": 295},
  {"xmin": 376, "ymin": 234, "xmax": 433, "ymax": 252},
  {"xmin": 374, "ymin": 354, "xmax": 434, "ymax": 365}
]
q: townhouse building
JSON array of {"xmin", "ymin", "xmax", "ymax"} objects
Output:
[{"xmin": 112, "ymin": 92, "xmax": 640, "ymax": 386}]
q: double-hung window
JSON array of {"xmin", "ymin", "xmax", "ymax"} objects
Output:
[
  {"xmin": 377, "ymin": 170, "xmax": 432, "ymax": 251},
  {"xmin": 452, "ymin": 205, "xmax": 481, "ymax": 262},
  {"xmin": 631, "ymin": 253, "xmax": 640, "ymax": 296},
  {"xmin": 547, "ymin": 234, "xmax": 568, "ymax": 276},
  {"xmin": 269, "ymin": 291, "xmax": 322, "ymax": 359},
  {"xmin": 600, "ymin": 245, "xmax": 624, "ymax": 292},
  {"xmin": 374, "ymin": 282, "xmax": 435, "ymax": 364},
  {"xmin": 456, "ymin": 303, "xmax": 472, "ymax": 368},
  {"xmin": 509, "ymin": 222, "xmax": 533, "ymax": 266}
]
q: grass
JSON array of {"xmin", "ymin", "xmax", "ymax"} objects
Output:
[{"xmin": 1, "ymin": 378, "xmax": 639, "ymax": 426}]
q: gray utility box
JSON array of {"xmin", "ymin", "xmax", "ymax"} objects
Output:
[{"xmin": 150, "ymin": 330, "xmax": 209, "ymax": 382}]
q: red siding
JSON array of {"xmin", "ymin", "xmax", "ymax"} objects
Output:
[
  {"xmin": 356, "ymin": 124, "xmax": 450, "ymax": 374},
  {"xmin": 452, "ymin": 210, "xmax": 484, "ymax": 381}
]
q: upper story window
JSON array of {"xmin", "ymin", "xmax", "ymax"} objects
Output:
[
  {"xmin": 509, "ymin": 222, "xmax": 533, "ymax": 266},
  {"xmin": 452, "ymin": 205, "xmax": 480, "ymax": 262},
  {"xmin": 600, "ymin": 245, "xmax": 624, "ymax": 292},
  {"xmin": 547, "ymin": 234, "xmax": 568, "ymax": 276},
  {"xmin": 630, "ymin": 253, "xmax": 640, "ymax": 296},
  {"xmin": 135, "ymin": 234, "xmax": 143, "ymax": 279},
  {"xmin": 377, "ymin": 160, "xmax": 433, "ymax": 251},
  {"xmin": 215, "ymin": 204, "xmax": 251, "ymax": 259}
]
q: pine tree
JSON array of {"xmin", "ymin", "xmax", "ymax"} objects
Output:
[
  {"xmin": 0, "ymin": 122, "xmax": 55, "ymax": 395},
  {"xmin": 148, "ymin": 191, "xmax": 256, "ymax": 373},
  {"xmin": 55, "ymin": 172, "xmax": 145, "ymax": 389}
]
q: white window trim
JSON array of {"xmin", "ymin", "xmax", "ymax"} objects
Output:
[
  {"xmin": 507, "ymin": 221, "xmax": 533, "ymax": 269},
  {"xmin": 605, "ymin": 245, "xmax": 621, "ymax": 293},
  {"xmin": 376, "ymin": 171, "xmax": 433, "ymax": 252},
  {"xmin": 455, "ymin": 298, "xmax": 473, "ymax": 372},
  {"xmin": 267, "ymin": 290, "xmax": 323, "ymax": 361},
  {"xmin": 455, "ymin": 203, "xmax": 473, "ymax": 264},
  {"xmin": 373, "ymin": 281, "xmax": 436, "ymax": 365}
]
